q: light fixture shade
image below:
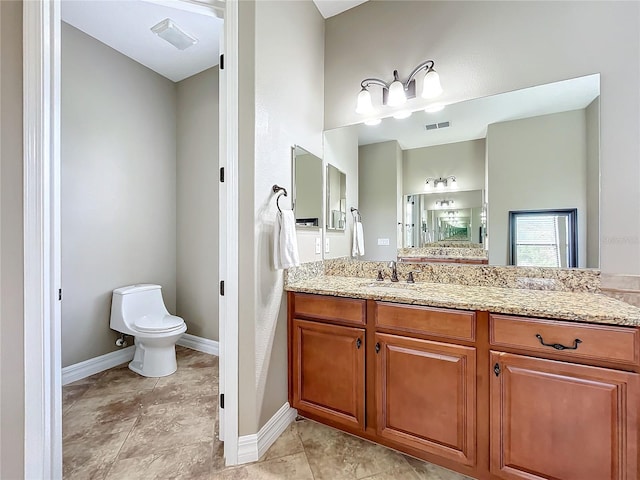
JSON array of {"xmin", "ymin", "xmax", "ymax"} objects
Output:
[
  {"xmin": 364, "ymin": 118, "xmax": 381, "ymax": 126},
  {"xmin": 356, "ymin": 88, "xmax": 374, "ymax": 114},
  {"xmin": 424, "ymin": 180, "xmax": 432, "ymax": 191},
  {"xmin": 387, "ymin": 80, "xmax": 406, "ymax": 106},
  {"xmin": 449, "ymin": 177, "xmax": 457, "ymax": 188},
  {"xmin": 151, "ymin": 18, "xmax": 198, "ymax": 51},
  {"xmin": 436, "ymin": 180, "xmax": 445, "ymax": 189},
  {"xmin": 393, "ymin": 110, "xmax": 412, "ymax": 120},
  {"xmin": 422, "ymin": 69, "xmax": 443, "ymax": 99}
]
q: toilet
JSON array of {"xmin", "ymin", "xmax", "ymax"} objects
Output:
[{"xmin": 110, "ymin": 284, "xmax": 186, "ymax": 377}]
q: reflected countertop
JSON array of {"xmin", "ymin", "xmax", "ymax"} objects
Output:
[{"xmin": 285, "ymin": 275, "xmax": 640, "ymax": 327}]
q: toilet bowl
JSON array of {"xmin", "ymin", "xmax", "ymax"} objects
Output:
[{"xmin": 110, "ymin": 284, "xmax": 186, "ymax": 377}]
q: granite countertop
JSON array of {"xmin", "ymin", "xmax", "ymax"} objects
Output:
[{"xmin": 285, "ymin": 275, "xmax": 640, "ymax": 327}]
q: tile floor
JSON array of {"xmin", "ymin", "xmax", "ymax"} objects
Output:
[{"xmin": 63, "ymin": 346, "xmax": 470, "ymax": 479}]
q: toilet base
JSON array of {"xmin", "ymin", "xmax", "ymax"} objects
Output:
[{"xmin": 128, "ymin": 328, "xmax": 186, "ymax": 377}]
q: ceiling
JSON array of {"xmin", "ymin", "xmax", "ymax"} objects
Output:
[
  {"xmin": 355, "ymin": 74, "xmax": 601, "ymax": 150},
  {"xmin": 313, "ymin": 0, "xmax": 369, "ymax": 18},
  {"xmin": 61, "ymin": 0, "xmax": 223, "ymax": 82}
]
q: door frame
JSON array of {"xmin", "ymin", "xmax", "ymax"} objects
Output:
[{"xmin": 22, "ymin": 0, "xmax": 240, "ymax": 476}]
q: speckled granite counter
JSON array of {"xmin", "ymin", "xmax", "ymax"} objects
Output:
[{"xmin": 285, "ymin": 275, "xmax": 640, "ymax": 327}]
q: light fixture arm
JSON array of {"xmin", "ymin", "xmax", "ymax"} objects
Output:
[
  {"xmin": 360, "ymin": 77, "xmax": 389, "ymax": 89},
  {"xmin": 405, "ymin": 60, "xmax": 435, "ymax": 86}
]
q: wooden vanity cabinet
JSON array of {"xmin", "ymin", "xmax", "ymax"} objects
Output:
[
  {"xmin": 375, "ymin": 333, "xmax": 476, "ymax": 465},
  {"xmin": 289, "ymin": 294, "xmax": 367, "ymax": 431},
  {"xmin": 490, "ymin": 352, "xmax": 639, "ymax": 480}
]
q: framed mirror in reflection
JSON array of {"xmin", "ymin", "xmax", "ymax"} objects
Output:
[
  {"xmin": 326, "ymin": 164, "xmax": 347, "ymax": 231},
  {"xmin": 292, "ymin": 145, "xmax": 322, "ymax": 228},
  {"xmin": 327, "ymin": 73, "xmax": 600, "ymax": 268}
]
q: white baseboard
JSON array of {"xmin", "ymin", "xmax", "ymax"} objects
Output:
[
  {"xmin": 177, "ymin": 333, "xmax": 219, "ymax": 356},
  {"xmin": 62, "ymin": 346, "xmax": 135, "ymax": 386},
  {"xmin": 61, "ymin": 334, "xmax": 218, "ymax": 386},
  {"xmin": 237, "ymin": 402, "xmax": 298, "ymax": 464}
]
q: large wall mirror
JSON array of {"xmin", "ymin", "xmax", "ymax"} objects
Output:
[
  {"xmin": 326, "ymin": 73, "xmax": 600, "ymax": 268},
  {"xmin": 292, "ymin": 145, "xmax": 323, "ymax": 228}
]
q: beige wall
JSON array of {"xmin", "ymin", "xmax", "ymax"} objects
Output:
[
  {"xmin": 487, "ymin": 110, "xmax": 587, "ymax": 267},
  {"xmin": 324, "ymin": 126, "xmax": 358, "ymax": 259},
  {"xmin": 61, "ymin": 23, "xmax": 177, "ymax": 366},
  {"xmin": 0, "ymin": 1, "xmax": 25, "ymax": 477},
  {"xmin": 586, "ymin": 97, "xmax": 600, "ymax": 268},
  {"xmin": 403, "ymin": 139, "xmax": 486, "ymax": 195},
  {"xmin": 176, "ymin": 67, "xmax": 219, "ymax": 341},
  {"xmin": 359, "ymin": 141, "xmax": 402, "ymax": 261},
  {"xmin": 238, "ymin": 0, "xmax": 325, "ymax": 434},
  {"xmin": 325, "ymin": 1, "xmax": 640, "ymax": 274}
]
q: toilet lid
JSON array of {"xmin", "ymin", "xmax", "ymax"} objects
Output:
[{"xmin": 134, "ymin": 314, "xmax": 184, "ymax": 333}]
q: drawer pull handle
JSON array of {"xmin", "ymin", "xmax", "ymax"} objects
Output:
[
  {"xmin": 356, "ymin": 338, "xmax": 362, "ymax": 349},
  {"xmin": 535, "ymin": 334, "xmax": 582, "ymax": 351}
]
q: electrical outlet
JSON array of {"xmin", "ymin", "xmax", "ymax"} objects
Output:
[
  {"xmin": 325, "ymin": 238, "xmax": 330, "ymax": 253},
  {"xmin": 315, "ymin": 237, "xmax": 322, "ymax": 254},
  {"xmin": 377, "ymin": 238, "xmax": 390, "ymax": 246}
]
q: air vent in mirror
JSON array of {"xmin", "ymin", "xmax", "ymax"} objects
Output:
[{"xmin": 425, "ymin": 121, "xmax": 451, "ymax": 131}]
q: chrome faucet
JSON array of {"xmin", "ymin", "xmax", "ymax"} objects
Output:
[{"xmin": 388, "ymin": 261, "xmax": 399, "ymax": 282}]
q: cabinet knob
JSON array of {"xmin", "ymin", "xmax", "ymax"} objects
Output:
[
  {"xmin": 356, "ymin": 338, "xmax": 362, "ymax": 349},
  {"xmin": 375, "ymin": 342, "xmax": 381, "ymax": 353}
]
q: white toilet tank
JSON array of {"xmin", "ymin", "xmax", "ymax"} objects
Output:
[{"xmin": 110, "ymin": 284, "xmax": 169, "ymax": 333}]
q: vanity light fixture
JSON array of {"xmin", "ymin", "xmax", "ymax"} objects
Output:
[
  {"xmin": 436, "ymin": 200, "xmax": 454, "ymax": 208},
  {"xmin": 424, "ymin": 175, "xmax": 457, "ymax": 191},
  {"xmin": 355, "ymin": 60, "xmax": 443, "ymax": 115}
]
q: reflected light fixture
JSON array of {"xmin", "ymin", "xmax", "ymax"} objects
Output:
[
  {"xmin": 355, "ymin": 60, "xmax": 443, "ymax": 116},
  {"xmin": 393, "ymin": 110, "xmax": 412, "ymax": 120},
  {"xmin": 436, "ymin": 200, "xmax": 454, "ymax": 208},
  {"xmin": 364, "ymin": 118, "xmax": 382, "ymax": 126},
  {"xmin": 151, "ymin": 18, "xmax": 198, "ymax": 50},
  {"xmin": 424, "ymin": 103, "xmax": 445, "ymax": 113},
  {"xmin": 425, "ymin": 175, "xmax": 457, "ymax": 191}
]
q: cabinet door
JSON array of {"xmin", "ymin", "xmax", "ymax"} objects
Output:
[
  {"xmin": 491, "ymin": 352, "xmax": 639, "ymax": 480},
  {"xmin": 375, "ymin": 333, "xmax": 476, "ymax": 465},
  {"xmin": 292, "ymin": 318, "xmax": 365, "ymax": 430}
]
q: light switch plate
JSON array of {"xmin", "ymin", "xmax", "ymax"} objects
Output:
[
  {"xmin": 325, "ymin": 238, "xmax": 330, "ymax": 253},
  {"xmin": 377, "ymin": 238, "xmax": 390, "ymax": 246},
  {"xmin": 315, "ymin": 237, "xmax": 322, "ymax": 254}
]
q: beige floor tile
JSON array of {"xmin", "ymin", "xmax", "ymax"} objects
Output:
[
  {"xmin": 81, "ymin": 363, "xmax": 159, "ymax": 398},
  {"xmin": 63, "ymin": 413, "xmax": 137, "ymax": 444},
  {"xmin": 105, "ymin": 441, "xmax": 213, "ymax": 480},
  {"xmin": 63, "ymin": 428, "xmax": 132, "ymax": 480},
  {"xmin": 155, "ymin": 365, "xmax": 219, "ymax": 390},
  {"xmin": 62, "ymin": 384, "xmax": 91, "ymax": 413},
  {"xmin": 404, "ymin": 455, "xmax": 473, "ymax": 480},
  {"xmin": 361, "ymin": 468, "xmax": 421, "ymax": 480},
  {"xmin": 176, "ymin": 346, "xmax": 219, "ymax": 369},
  {"xmin": 117, "ymin": 399, "xmax": 216, "ymax": 459},
  {"xmin": 212, "ymin": 452, "xmax": 314, "ymax": 480},
  {"xmin": 297, "ymin": 419, "xmax": 411, "ymax": 479},
  {"xmin": 260, "ymin": 421, "xmax": 304, "ymax": 462},
  {"xmin": 63, "ymin": 389, "xmax": 153, "ymax": 439}
]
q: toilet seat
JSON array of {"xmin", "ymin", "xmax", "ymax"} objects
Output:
[{"xmin": 134, "ymin": 314, "xmax": 185, "ymax": 333}]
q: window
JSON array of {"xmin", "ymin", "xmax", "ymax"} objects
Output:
[{"xmin": 509, "ymin": 209, "xmax": 577, "ymax": 268}]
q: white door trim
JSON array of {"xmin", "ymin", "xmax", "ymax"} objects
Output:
[
  {"xmin": 23, "ymin": 0, "xmax": 240, "ymax": 475},
  {"xmin": 23, "ymin": 1, "xmax": 62, "ymax": 478},
  {"xmin": 220, "ymin": 0, "xmax": 240, "ymax": 465}
]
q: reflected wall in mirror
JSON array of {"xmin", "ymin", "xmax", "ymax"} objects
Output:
[
  {"xmin": 293, "ymin": 145, "xmax": 322, "ymax": 228},
  {"xmin": 327, "ymin": 73, "xmax": 600, "ymax": 268},
  {"xmin": 406, "ymin": 190, "xmax": 484, "ymax": 247},
  {"xmin": 326, "ymin": 164, "xmax": 346, "ymax": 230}
]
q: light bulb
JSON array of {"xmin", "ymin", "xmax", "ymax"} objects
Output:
[
  {"xmin": 387, "ymin": 80, "xmax": 406, "ymax": 107},
  {"xmin": 424, "ymin": 103, "xmax": 445, "ymax": 113},
  {"xmin": 364, "ymin": 118, "xmax": 381, "ymax": 126},
  {"xmin": 356, "ymin": 88, "xmax": 374, "ymax": 114},
  {"xmin": 422, "ymin": 69, "xmax": 443, "ymax": 99},
  {"xmin": 393, "ymin": 110, "xmax": 412, "ymax": 120}
]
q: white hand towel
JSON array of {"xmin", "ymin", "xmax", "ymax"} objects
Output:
[
  {"xmin": 352, "ymin": 221, "xmax": 365, "ymax": 257},
  {"xmin": 274, "ymin": 210, "xmax": 300, "ymax": 270}
]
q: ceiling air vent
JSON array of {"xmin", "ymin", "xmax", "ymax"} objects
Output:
[{"xmin": 425, "ymin": 121, "xmax": 451, "ymax": 131}]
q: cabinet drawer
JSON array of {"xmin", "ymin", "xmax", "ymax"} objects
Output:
[
  {"xmin": 375, "ymin": 302, "xmax": 476, "ymax": 341},
  {"xmin": 293, "ymin": 293, "xmax": 366, "ymax": 326},
  {"xmin": 490, "ymin": 314, "xmax": 640, "ymax": 366}
]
